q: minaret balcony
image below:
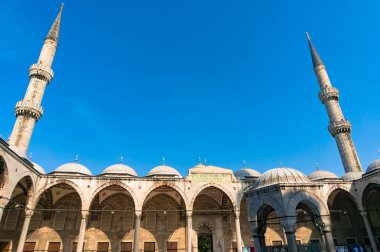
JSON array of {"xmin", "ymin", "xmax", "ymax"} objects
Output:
[
  {"xmin": 328, "ymin": 119, "xmax": 352, "ymax": 136},
  {"xmin": 15, "ymin": 100, "xmax": 44, "ymax": 121},
  {"xmin": 318, "ymin": 87, "xmax": 339, "ymax": 104},
  {"xmin": 29, "ymin": 63, "xmax": 54, "ymax": 83}
]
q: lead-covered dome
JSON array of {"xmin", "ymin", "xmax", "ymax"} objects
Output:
[
  {"xmin": 234, "ymin": 168, "xmax": 261, "ymax": 179},
  {"xmin": 146, "ymin": 165, "xmax": 182, "ymax": 178},
  {"xmin": 366, "ymin": 159, "xmax": 380, "ymax": 174},
  {"xmin": 32, "ymin": 162, "xmax": 45, "ymax": 174},
  {"xmin": 308, "ymin": 170, "xmax": 339, "ymax": 181},
  {"xmin": 254, "ymin": 167, "xmax": 310, "ymax": 189},
  {"xmin": 101, "ymin": 164, "xmax": 137, "ymax": 177},
  {"xmin": 342, "ymin": 171, "xmax": 363, "ymax": 181},
  {"xmin": 55, "ymin": 162, "xmax": 92, "ymax": 176}
]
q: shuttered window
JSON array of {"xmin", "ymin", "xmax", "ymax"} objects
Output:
[
  {"xmin": 97, "ymin": 242, "xmax": 109, "ymax": 252},
  {"xmin": 23, "ymin": 242, "xmax": 36, "ymax": 252},
  {"xmin": 167, "ymin": 242, "xmax": 177, "ymax": 252},
  {"xmin": 144, "ymin": 242, "xmax": 155, "ymax": 252},
  {"xmin": 120, "ymin": 242, "xmax": 132, "ymax": 252},
  {"xmin": 47, "ymin": 242, "xmax": 61, "ymax": 252}
]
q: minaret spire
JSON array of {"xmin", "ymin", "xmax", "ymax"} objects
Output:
[
  {"xmin": 46, "ymin": 3, "xmax": 64, "ymax": 42},
  {"xmin": 8, "ymin": 5, "xmax": 63, "ymax": 157},
  {"xmin": 306, "ymin": 32, "xmax": 323, "ymax": 68},
  {"xmin": 306, "ymin": 33, "xmax": 362, "ymax": 174}
]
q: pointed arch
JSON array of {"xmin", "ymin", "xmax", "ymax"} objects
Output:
[
  {"xmin": 33, "ymin": 179, "xmax": 84, "ymax": 209},
  {"xmin": 88, "ymin": 181, "xmax": 138, "ymax": 210},
  {"xmin": 190, "ymin": 183, "xmax": 236, "ymax": 210},
  {"xmin": 142, "ymin": 183, "xmax": 189, "ymax": 211},
  {"xmin": 285, "ymin": 191, "xmax": 329, "ymax": 217}
]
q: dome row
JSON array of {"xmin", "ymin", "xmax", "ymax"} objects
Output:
[{"xmin": 31, "ymin": 159, "xmax": 380, "ymax": 182}]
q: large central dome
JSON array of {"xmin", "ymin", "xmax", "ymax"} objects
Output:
[{"xmin": 254, "ymin": 167, "xmax": 310, "ymax": 189}]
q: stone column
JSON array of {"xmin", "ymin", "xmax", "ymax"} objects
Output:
[
  {"xmin": 0, "ymin": 198, "xmax": 7, "ymax": 223},
  {"xmin": 234, "ymin": 211, "xmax": 242, "ymax": 252},
  {"xmin": 133, "ymin": 211, "xmax": 141, "ymax": 252},
  {"xmin": 321, "ymin": 226, "xmax": 335, "ymax": 252},
  {"xmin": 250, "ymin": 221, "xmax": 263, "ymax": 252},
  {"xmin": 360, "ymin": 211, "xmax": 378, "ymax": 252},
  {"xmin": 16, "ymin": 209, "xmax": 34, "ymax": 252},
  {"xmin": 280, "ymin": 217, "xmax": 297, "ymax": 252},
  {"xmin": 76, "ymin": 211, "xmax": 89, "ymax": 252},
  {"xmin": 186, "ymin": 211, "xmax": 193, "ymax": 252}
]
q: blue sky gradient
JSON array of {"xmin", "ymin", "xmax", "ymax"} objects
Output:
[{"xmin": 0, "ymin": 0, "xmax": 379, "ymax": 176}]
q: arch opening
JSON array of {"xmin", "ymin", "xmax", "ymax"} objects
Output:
[{"xmin": 328, "ymin": 189, "xmax": 367, "ymax": 247}]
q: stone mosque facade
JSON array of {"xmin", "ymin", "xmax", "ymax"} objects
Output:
[{"xmin": 0, "ymin": 5, "xmax": 379, "ymax": 252}]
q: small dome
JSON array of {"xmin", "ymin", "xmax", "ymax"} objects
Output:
[
  {"xmin": 147, "ymin": 165, "xmax": 182, "ymax": 178},
  {"xmin": 101, "ymin": 164, "xmax": 137, "ymax": 176},
  {"xmin": 308, "ymin": 170, "xmax": 339, "ymax": 181},
  {"xmin": 234, "ymin": 168, "xmax": 261, "ymax": 179},
  {"xmin": 254, "ymin": 167, "xmax": 310, "ymax": 189},
  {"xmin": 366, "ymin": 159, "xmax": 380, "ymax": 174},
  {"xmin": 55, "ymin": 162, "xmax": 92, "ymax": 176},
  {"xmin": 32, "ymin": 162, "xmax": 45, "ymax": 174},
  {"xmin": 342, "ymin": 171, "xmax": 363, "ymax": 181}
]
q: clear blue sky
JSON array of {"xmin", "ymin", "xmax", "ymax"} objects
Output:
[{"xmin": 0, "ymin": 0, "xmax": 379, "ymax": 176}]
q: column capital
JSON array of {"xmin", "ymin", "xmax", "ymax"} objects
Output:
[
  {"xmin": 25, "ymin": 208, "xmax": 34, "ymax": 217},
  {"xmin": 81, "ymin": 210, "xmax": 90, "ymax": 219},
  {"xmin": 135, "ymin": 210, "xmax": 142, "ymax": 218},
  {"xmin": 234, "ymin": 210, "xmax": 240, "ymax": 218},
  {"xmin": 0, "ymin": 197, "xmax": 8, "ymax": 207},
  {"xmin": 359, "ymin": 210, "xmax": 368, "ymax": 217},
  {"xmin": 186, "ymin": 210, "xmax": 193, "ymax": 218},
  {"xmin": 279, "ymin": 216, "xmax": 297, "ymax": 233}
]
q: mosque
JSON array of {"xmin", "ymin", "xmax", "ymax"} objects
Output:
[{"xmin": 0, "ymin": 4, "xmax": 379, "ymax": 252}]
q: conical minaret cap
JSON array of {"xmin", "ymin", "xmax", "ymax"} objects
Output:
[
  {"xmin": 46, "ymin": 3, "xmax": 64, "ymax": 42},
  {"xmin": 306, "ymin": 32, "xmax": 324, "ymax": 68}
]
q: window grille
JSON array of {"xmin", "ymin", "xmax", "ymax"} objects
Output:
[
  {"xmin": 123, "ymin": 207, "xmax": 134, "ymax": 231},
  {"xmin": 167, "ymin": 207, "xmax": 177, "ymax": 231},
  {"xmin": 3, "ymin": 204, "xmax": 20, "ymax": 230},
  {"xmin": 53, "ymin": 205, "xmax": 67, "ymax": 230},
  {"xmin": 29, "ymin": 204, "xmax": 43, "ymax": 230},
  {"xmin": 100, "ymin": 206, "xmax": 112, "ymax": 231},
  {"xmin": 145, "ymin": 207, "xmax": 156, "ymax": 231}
]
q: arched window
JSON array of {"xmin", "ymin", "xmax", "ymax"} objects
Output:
[
  {"xmin": 145, "ymin": 206, "xmax": 156, "ymax": 231},
  {"xmin": 123, "ymin": 206, "xmax": 134, "ymax": 231},
  {"xmin": 53, "ymin": 205, "xmax": 67, "ymax": 230},
  {"xmin": 3, "ymin": 204, "xmax": 20, "ymax": 230},
  {"xmin": 29, "ymin": 204, "xmax": 43, "ymax": 230},
  {"xmin": 100, "ymin": 206, "xmax": 112, "ymax": 231},
  {"xmin": 167, "ymin": 207, "xmax": 177, "ymax": 231}
]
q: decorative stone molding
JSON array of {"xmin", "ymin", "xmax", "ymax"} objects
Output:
[
  {"xmin": 29, "ymin": 63, "xmax": 54, "ymax": 83},
  {"xmin": 328, "ymin": 119, "xmax": 351, "ymax": 136},
  {"xmin": 15, "ymin": 100, "xmax": 44, "ymax": 121},
  {"xmin": 318, "ymin": 86, "xmax": 339, "ymax": 104}
]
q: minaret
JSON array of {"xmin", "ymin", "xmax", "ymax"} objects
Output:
[
  {"xmin": 8, "ymin": 4, "xmax": 64, "ymax": 157},
  {"xmin": 306, "ymin": 33, "xmax": 362, "ymax": 173}
]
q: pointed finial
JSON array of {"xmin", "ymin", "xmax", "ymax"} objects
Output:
[
  {"xmin": 305, "ymin": 32, "xmax": 324, "ymax": 68},
  {"xmin": 280, "ymin": 162, "xmax": 283, "ymax": 167},
  {"xmin": 46, "ymin": 3, "xmax": 64, "ymax": 42},
  {"xmin": 29, "ymin": 152, "xmax": 33, "ymax": 160},
  {"xmin": 316, "ymin": 163, "xmax": 320, "ymax": 171},
  {"xmin": 74, "ymin": 154, "xmax": 79, "ymax": 163},
  {"xmin": 243, "ymin": 160, "xmax": 247, "ymax": 168},
  {"xmin": 198, "ymin": 157, "xmax": 201, "ymax": 165},
  {"xmin": 120, "ymin": 156, "xmax": 124, "ymax": 164},
  {"xmin": 162, "ymin": 157, "xmax": 166, "ymax": 166},
  {"xmin": 305, "ymin": 32, "xmax": 311, "ymax": 41},
  {"xmin": 204, "ymin": 159, "xmax": 207, "ymax": 165}
]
